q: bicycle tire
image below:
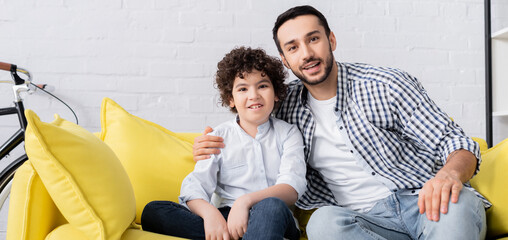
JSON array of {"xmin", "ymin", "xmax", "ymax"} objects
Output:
[{"xmin": 0, "ymin": 154, "xmax": 28, "ymax": 210}]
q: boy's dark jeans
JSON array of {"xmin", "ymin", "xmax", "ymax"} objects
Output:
[{"xmin": 141, "ymin": 197, "xmax": 300, "ymax": 240}]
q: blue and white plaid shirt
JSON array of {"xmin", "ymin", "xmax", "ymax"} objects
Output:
[{"xmin": 275, "ymin": 62, "xmax": 490, "ymax": 210}]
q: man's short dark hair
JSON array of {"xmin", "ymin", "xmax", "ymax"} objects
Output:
[
  {"xmin": 215, "ymin": 47, "xmax": 288, "ymax": 113},
  {"xmin": 272, "ymin": 5, "xmax": 331, "ymax": 54}
]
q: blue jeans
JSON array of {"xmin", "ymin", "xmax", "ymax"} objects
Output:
[
  {"xmin": 141, "ymin": 197, "xmax": 299, "ymax": 240},
  {"xmin": 306, "ymin": 189, "xmax": 486, "ymax": 240}
]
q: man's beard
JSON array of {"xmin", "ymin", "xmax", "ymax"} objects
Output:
[{"xmin": 292, "ymin": 47, "xmax": 334, "ymax": 86}]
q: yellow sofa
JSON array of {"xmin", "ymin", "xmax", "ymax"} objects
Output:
[{"xmin": 6, "ymin": 98, "xmax": 508, "ymax": 240}]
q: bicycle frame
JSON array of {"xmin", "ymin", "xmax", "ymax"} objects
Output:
[
  {"xmin": 0, "ymin": 101, "xmax": 27, "ymax": 160},
  {"xmin": 0, "ymin": 102, "xmax": 27, "ymax": 208},
  {"xmin": 0, "ymin": 63, "xmax": 28, "ymax": 161},
  {"xmin": 0, "ymin": 63, "xmax": 31, "ymax": 204}
]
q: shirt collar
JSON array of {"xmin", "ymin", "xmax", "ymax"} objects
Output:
[
  {"xmin": 234, "ymin": 115, "xmax": 272, "ymax": 138},
  {"xmin": 298, "ymin": 62, "xmax": 349, "ymax": 112},
  {"xmin": 335, "ymin": 62, "xmax": 349, "ymax": 112}
]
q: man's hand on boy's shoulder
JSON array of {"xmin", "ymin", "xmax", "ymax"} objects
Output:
[{"xmin": 193, "ymin": 126, "xmax": 225, "ymax": 162}]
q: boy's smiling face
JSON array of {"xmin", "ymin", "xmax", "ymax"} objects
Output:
[{"xmin": 229, "ymin": 69, "xmax": 277, "ymax": 131}]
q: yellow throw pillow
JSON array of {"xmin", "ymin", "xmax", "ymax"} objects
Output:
[
  {"xmin": 99, "ymin": 97, "xmax": 199, "ymax": 224},
  {"xmin": 470, "ymin": 138, "xmax": 508, "ymax": 239},
  {"xmin": 24, "ymin": 110, "xmax": 136, "ymax": 240}
]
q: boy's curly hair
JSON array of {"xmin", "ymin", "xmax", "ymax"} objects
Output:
[{"xmin": 215, "ymin": 47, "xmax": 288, "ymax": 113}]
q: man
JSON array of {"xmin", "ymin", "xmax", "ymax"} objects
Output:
[{"xmin": 194, "ymin": 5, "xmax": 488, "ymax": 239}]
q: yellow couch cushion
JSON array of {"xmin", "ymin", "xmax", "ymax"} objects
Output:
[
  {"xmin": 24, "ymin": 110, "xmax": 136, "ymax": 240},
  {"xmin": 470, "ymin": 138, "xmax": 508, "ymax": 239},
  {"xmin": 122, "ymin": 228, "xmax": 187, "ymax": 240},
  {"xmin": 99, "ymin": 98, "xmax": 199, "ymax": 224},
  {"xmin": 46, "ymin": 224, "xmax": 186, "ymax": 240},
  {"xmin": 46, "ymin": 224, "xmax": 88, "ymax": 240}
]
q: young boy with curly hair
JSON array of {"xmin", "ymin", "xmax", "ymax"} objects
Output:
[{"xmin": 141, "ymin": 47, "xmax": 306, "ymax": 240}]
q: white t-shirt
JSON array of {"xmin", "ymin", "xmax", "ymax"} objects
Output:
[{"xmin": 307, "ymin": 93, "xmax": 391, "ymax": 212}]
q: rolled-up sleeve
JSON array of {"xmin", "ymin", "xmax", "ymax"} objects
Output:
[
  {"xmin": 179, "ymin": 154, "xmax": 220, "ymax": 209},
  {"xmin": 275, "ymin": 124, "xmax": 307, "ymax": 199},
  {"xmin": 389, "ymin": 72, "xmax": 481, "ymax": 175}
]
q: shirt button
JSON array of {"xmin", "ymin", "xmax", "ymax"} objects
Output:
[
  {"xmin": 411, "ymin": 190, "xmax": 416, "ymax": 194},
  {"xmin": 350, "ymin": 150, "xmax": 353, "ymax": 153},
  {"xmin": 339, "ymin": 126, "xmax": 343, "ymax": 130},
  {"xmin": 394, "ymin": 189, "xmax": 398, "ymax": 192},
  {"xmin": 371, "ymin": 172, "xmax": 375, "ymax": 176}
]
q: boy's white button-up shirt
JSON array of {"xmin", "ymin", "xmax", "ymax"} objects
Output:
[{"xmin": 179, "ymin": 117, "xmax": 307, "ymax": 208}]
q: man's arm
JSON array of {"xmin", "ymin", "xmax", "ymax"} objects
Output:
[
  {"xmin": 193, "ymin": 126, "xmax": 225, "ymax": 161},
  {"xmin": 187, "ymin": 199, "xmax": 231, "ymax": 240},
  {"xmin": 227, "ymin": 184, "xmax": 298, "ymax": 239},
  {"xmin": 386, "ymin": 71, "xmax": 481, "ymax": 222},
  {"xmin": 417, "ymin": 149, "xmax": 477, "ymax": 222}
]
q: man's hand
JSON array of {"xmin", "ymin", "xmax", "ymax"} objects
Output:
[
  {"xmin": 193, "ymin": 126, "xmax": 225, "ymax": 162},
  {"xmin": 418, "ymin": 170, "xmax": 462, "ymax": 222},
  {"xmin": 417, "ymin": 149, "xmax": 477, "ymax": 222},
  {"xmin": 203, "ymin": 211, "xmax": 231, "ymax": 240},
  {"xmin": 227, "ymin": 196, "xmax": 252, "ymax": 240}
]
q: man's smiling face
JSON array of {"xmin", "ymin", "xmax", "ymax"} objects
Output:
[{"xmin": 277, "ymin": 14, "xmax": 336, "ymax": 86}]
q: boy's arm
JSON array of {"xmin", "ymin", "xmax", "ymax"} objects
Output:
[
  {"xmin": 181, "ymin": 142, "xmax": 230, "ymax": 239},
  {"xmin": 180, "ymin": 129, "xmax": 224, "ymax": 208},
  {"xmin": 187, "ymin": 199, "xmax": 230, "ymax": 240},
  {"xmin": 179, "ymin": 155, "xmax": 220, "ymax": 206},
  {"xmin": 227, "ymin": 184, "xmax": 298, "ymax": 240},
  {"xmin": 275, "ymin": 124, "xmax": 307, "ymax": 199},
  {"xmin": 235, "ymin": 183, "xmax": 298, "ymax": 207}
]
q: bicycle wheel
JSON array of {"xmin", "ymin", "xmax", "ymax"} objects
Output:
[{"xmin": 0, "ymin": 154, "xmax": 28, "ymax": 216}]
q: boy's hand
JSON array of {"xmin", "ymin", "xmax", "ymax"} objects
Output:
[
  {"xmin": 203, "ymin": 211, "xmax": 231, "ymax": 240},
  {"xmin": 227, "ymin": 196, "xmax": 251, "ymax": 240},
  {"xmin": 193, "ymin": 126, "xmax": 225, "ymax": 162}
]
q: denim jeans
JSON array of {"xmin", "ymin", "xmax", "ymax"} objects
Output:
[
  {"xmin": 141, "ymin": 197, "xmax": 300, "ymax": 240},
  {"xmin": 306, "ymin": 188, "xmax": 486, "ymax": 240}
]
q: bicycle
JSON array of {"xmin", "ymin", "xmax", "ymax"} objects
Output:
[{"xmin": 0, "ymin": 61, "xmax": 78, "ymax": 227}]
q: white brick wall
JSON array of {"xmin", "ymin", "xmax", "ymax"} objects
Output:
[
  {"xmin": 1, "ymin": 1, "xmax": 507, "ymax": 141},
  {"xmin": 1, "ymin": 0, "xmax": 508, "ymax": 237},
  {"xmin": 0, "ymin": 0, "xmax": 506, "ymax": 145},
  {"xmin": 1, "ymin": 0, "xmax": 502, "ymax": 137}
]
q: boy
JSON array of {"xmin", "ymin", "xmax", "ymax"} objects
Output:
[{"xmin": 141, "ymin": 47, "xmax": 306, "ymax": 240}]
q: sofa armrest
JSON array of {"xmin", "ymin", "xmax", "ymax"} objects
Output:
[
  {"xmin": 471, "ymin": 137, "xmax": 488, "ymax": 152},
  {"xmin": 7, "ymin": 161, "xmax": 66, "ymax": 240}
]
